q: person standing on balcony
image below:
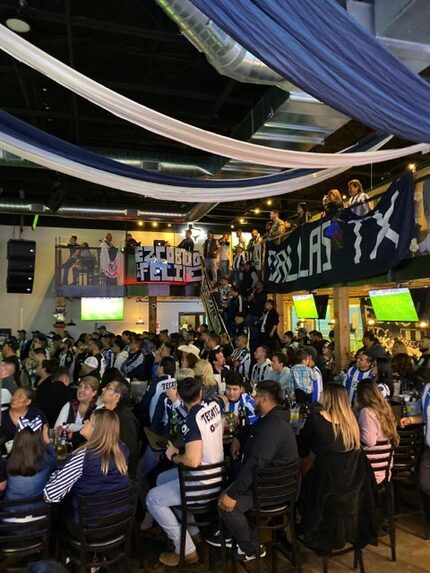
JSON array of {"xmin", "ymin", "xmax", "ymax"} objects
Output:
[
  {"xmin": 235, "ymin": 229, "xmax": 247, "ymax": 252},
  {"xmin": 62, "ymin": 235, "xmax": 79, "ymax": 284},
  {"xmin": 178, "ymin": 229, "xmax": 195, "ymax": 252},
  {"xmin": 247, "ymin": 230, "xmax": 263, "ymax": 276},
  {"xmin": 218, "ymin": 233, "xmax": 231, "ymax": 278},
  {"xmin": 265, "ymin": 211, "xmax": 289, "ymax": 245},
  {"xmin": 348, "ymin": 179, "xmax": 370, "ymax": 217},
  {"xmin": 203, "ymin": 231, "xmax": 219, "ymax": 283}
]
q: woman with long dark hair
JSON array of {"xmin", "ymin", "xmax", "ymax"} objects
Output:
[
  {"xmin": 356, "ymin": 379, "xmax": 399, "ymax": 484},
  {"xmin": 6, "ymin": 420, "xmax": 56, "ymax": 500},
  {"xmin": 370, "ymin": 356, "xmax": 394, "ymax": 399}
]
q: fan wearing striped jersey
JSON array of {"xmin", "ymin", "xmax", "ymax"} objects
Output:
[{"xmin": 344, "ymin": 351, "xmax": 372, "ymax": 404}]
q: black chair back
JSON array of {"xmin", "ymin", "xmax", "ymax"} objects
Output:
[
  {"xmin": 393, "ymin": 426, "xmax": 423, "ymax": 476},
  {"xmin": 253, "ymin": 461, "xmax": 299, "ymax": 514},
  {"xmin": 363, "ymin": 441, "xmax": 394, "ymax": 485},
  {"xmin": 0, "ymin": 496, "xmax": 50, "ymax": 563},
  {"xmin": 178, "ymin": 461, "xmax": 226, "ymax": 527},
  {"xmin": 76, "ymin": 484, "xmax": 137, "ymax": 547}
]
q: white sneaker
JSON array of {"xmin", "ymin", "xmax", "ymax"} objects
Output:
[{"xmin": 140, "ymin": 511, "xmax": 154, "ymax": 531}]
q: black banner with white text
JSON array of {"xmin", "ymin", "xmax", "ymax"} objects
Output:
[{"xmin": 265, "ymin": 174, "xmax": 415, "ymax": 293}]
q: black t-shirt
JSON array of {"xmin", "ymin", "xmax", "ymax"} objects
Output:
[
  {"xmin": 0, "ymin": 406, "xmax": 48, "ymax": 442},
  {"xmin": 297, "ymin": 410, "xmax": 346, "ymax": 458},
  {"xmin": 36, "ymin": 380, "xmax": 76, "ymax": 428}
]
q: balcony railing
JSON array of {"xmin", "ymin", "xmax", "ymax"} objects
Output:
[{"xmin": 55, "ymin": 245, "xmax": 125, "ymax": 297}]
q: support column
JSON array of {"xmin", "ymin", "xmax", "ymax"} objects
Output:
[
  {"xmin": 333, "ymin": 286, "xmax": 350, "ymax": 371},
  {"xmin": 149, "ymin": 296, "xmax": 157, "ymax": 333}
]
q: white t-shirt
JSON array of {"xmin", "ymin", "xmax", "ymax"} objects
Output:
[{"xmin": 182, "ymin": 400, "xmax": 224, "ymax": 466}]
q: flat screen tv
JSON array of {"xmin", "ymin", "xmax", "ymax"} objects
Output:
[
  {"xmin": 80, "ymin": 297, "xmax": 124, "ymax": 321},
  {"xmin": 368, "ymin": 288, "xmax": 418, "ymax": 322},
  {"xmin": 293, "ymin": 294, "xmax": 329, "ymax": 319},
  {"xmin": 293, "ymin": 294, "xmax": 318, "ymax": 319}
]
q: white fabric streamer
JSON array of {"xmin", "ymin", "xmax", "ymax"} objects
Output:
[
  {"xmin": 0, "ymin": 25, "xmax": 427, "ymax": 169},
  {"xmin": 0, "ymin": 130, "xmax": 390, "ymax": 202}
]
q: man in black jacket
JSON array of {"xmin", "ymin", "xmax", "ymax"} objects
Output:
[
  {"xmin": 101, "ymin": 378, "xmax": 141, "ymax": 478},
  {"xmin": 207, "ymin": 380, "xmax": 298, "ymax": 561}
]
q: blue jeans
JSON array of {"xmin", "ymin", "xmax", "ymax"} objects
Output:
[
  {"xmin": 219, "ymin": 260, "xmax": 229, "ymax": 278},
  {"xmin": 146, "ymin": 468, "xmax": 198, "ymax": 555},
  {"xmin": 204, "ymin": 258, "xmax": 217, "ymax": 283}
]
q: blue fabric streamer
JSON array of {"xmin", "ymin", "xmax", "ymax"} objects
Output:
[
  {"xmin": 0, "ymin": 108, "xmax": 385, "ymax": 188},
  {"xmin": 188, "ymin": 0, "xmax": 430, "ymax": 143}
]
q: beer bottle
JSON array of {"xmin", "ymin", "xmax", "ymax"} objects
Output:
[
  {"xmin": 169, "ymin": 409, "xmax": 179, "ymax": 443},
  {"xmin": 238, "ymin": 400, "xmax": 248, "ymax": 428}
]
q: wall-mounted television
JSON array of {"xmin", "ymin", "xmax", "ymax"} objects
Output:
[
  {"xmin": 81, "ymin": 297, "xmax": 124, "ymax": 321},
  {"xmin": 368, "ymin": 288, "xmax": 418, "ymax": 322},
  {"xmin": 293, "ymin": 294, "xmax": 329, "ymax": 320}
]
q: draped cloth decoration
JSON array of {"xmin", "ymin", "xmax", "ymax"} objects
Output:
[
  {"xmin": 0, "ymin": 113, "xmax": 391, "ymax": 202},
  {"xmin": 0, "ymin": 109, "xmax": 390, "ymax": 189},
  {"xmin": 100, "ymin": 245, "xmax": 124, "ymax": 279},
  {"xmin": 189, "ymin": 0, "xmax": 430, "ymax": 143},
  {"xmin": 0, "ymin": 25, "xmax": 427, "ymax": 169}
]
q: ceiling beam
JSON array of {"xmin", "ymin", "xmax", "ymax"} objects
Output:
[
  {"xmin": 0, "ymin": 66, "xmax": 251, "ymax": 105},
  {"xmin": 23, "ymin": 7, "xmax": 189, "ymax": 44}
]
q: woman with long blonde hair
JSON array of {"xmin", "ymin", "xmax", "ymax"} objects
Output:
[
  {"xmin": 193, "ymin": 359, "xmax": 219, "ymax": 399},
  {"xmin": 356, "ymin": 379, "xmax": 399, "ymax": 483},
  {"xmin": 44, "ymin": 409, "xmax": 130, "ymax": 513},
  {"xmin": 298, "ymin": 383, "xmax": 360, "ymax": 473}
]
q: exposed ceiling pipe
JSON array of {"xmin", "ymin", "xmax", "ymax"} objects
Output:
[
  {"xmin": 0, "ymin": 148, "xmax": 218, "ymax": 177},
  {"xmin": 154, "ymin": 0, "xmax": 287, "ymax": 87},
  {"xmin": 0, "ymin": 199, "xmax": 219, "ymax": 223}
]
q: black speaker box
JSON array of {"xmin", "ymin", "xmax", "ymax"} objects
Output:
[{"xmin": 7, "ymin": 240, "xmax": 36, "ymax": 294}]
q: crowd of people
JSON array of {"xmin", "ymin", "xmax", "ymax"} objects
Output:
[
  {"xmin": 199, "ymin": 179, "xmax": 370, "ymax": 284},
  {"xmin": 59, "ymin": 178, "xmax": 371, "ymax": 288},
  {"xmin": 0, "ymin": 314, "xmax": 429, "ymax": 565}
]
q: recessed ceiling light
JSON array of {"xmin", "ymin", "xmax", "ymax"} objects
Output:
[{"xmin": 5, "ymin": 17, "xmax": 31, "ymax": 33}]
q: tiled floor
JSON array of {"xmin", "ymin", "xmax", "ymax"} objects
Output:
[{"xmin": 130, "ymin": 515, "xmax": 430, "ymax": 573}]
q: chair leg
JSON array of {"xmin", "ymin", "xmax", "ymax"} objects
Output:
[
  {"xmin": 322, "ymin": 555, "xmax": 329, "ymax": 573},
  {"xmin": 255, "ymin": 519, "xmax": 261, "ymax": 573},
  {"xmin": 271, "ymin": 529, "xmax": 277, "ymax": 573},
  {"xmin": 357, "ymin": 549, "xmax": 365, "ymax": 573},
  {"xmin": 353, "ymin": 548, "xmax": 358, "ymax": 570},
  {"xmin": 386, "ymin": 484, "xmax": 397, "ymax": 561},
  {"xmin": 288, "ymin": 512, "xmax": 301, "ymax": 573}
]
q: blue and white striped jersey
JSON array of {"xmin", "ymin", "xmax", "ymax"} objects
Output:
[{"xmin": 344, "ymin": 366, "xmax": 372, "ymax": 403}]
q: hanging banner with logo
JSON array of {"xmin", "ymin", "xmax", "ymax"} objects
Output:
[
  {"xmin": 265, "ymin": 174, "xmax": 415, "ymax": 293},
  {"xmin": 135, "ymin": 246, "xmax": 202, "ymax": 283}
]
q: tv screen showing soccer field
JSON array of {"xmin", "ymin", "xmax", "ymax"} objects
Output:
[
  {"xmin": 292, "ymin": 294, "xmax": 318, "ymax": 319},
  {"xmin": 368, "ymin": 288, "xmax": 418, "ymax": 322},
  {"xmin": 80, "ymin": 297, "xmax": 124, "ymax": 321}
]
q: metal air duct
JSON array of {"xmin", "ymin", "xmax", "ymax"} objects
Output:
[
  {"xmin": 154, "ymin": 0, "xmax": 286, "ymax": 86},
  {"xmin": 0, "ymin": 199, "xmax": 219, "ymax": 223}
]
